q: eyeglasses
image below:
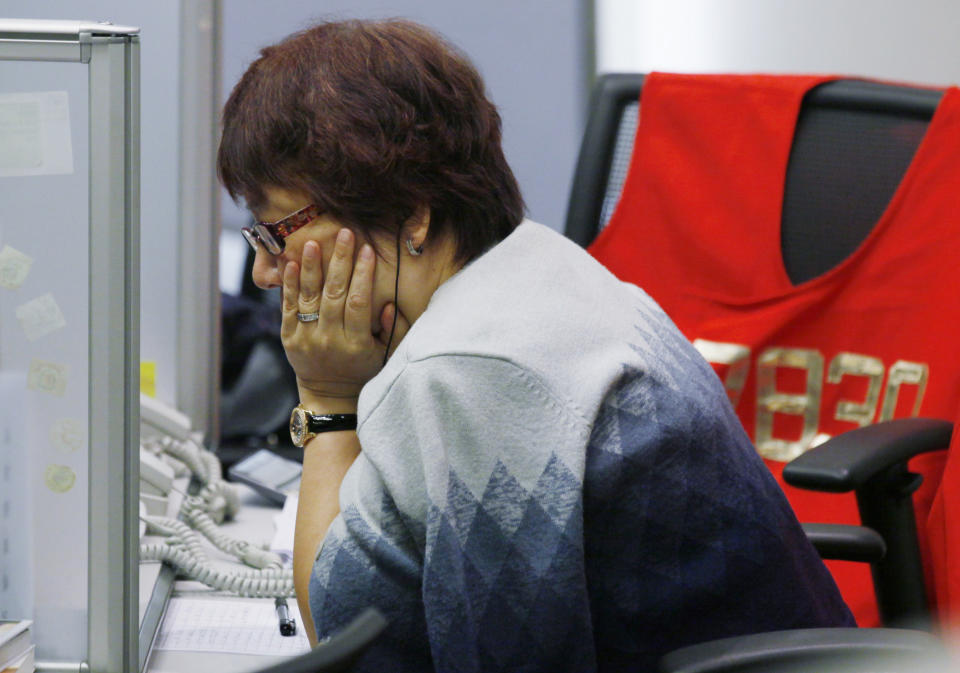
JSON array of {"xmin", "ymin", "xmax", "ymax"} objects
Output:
[{"xmin": 241, "ymin": 204, "xmax": 322, "ymax": 255}]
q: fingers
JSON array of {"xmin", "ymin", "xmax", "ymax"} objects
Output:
[
  {"xmin": 377, "ymin": 302, "xmax": 411, "ymax": 355},
  {"xmin": 344, "ymin": 242, "xmax": 376, "ymax": 341},
  {"xmin": 284, "ymin": 228, "xmax": 379, "ymax": 346},
  {"xmin": 280, "ymin": 260, "xmax": 300, "ymax": 341},
  {"xmin": 320, "ymin": 229, "xmax": 354, "ymax": 324},
  {"xmin": 299, "ymin": 240, "xmax": 324, "ymax": 312},
  {"xmin": 277, "ymin": 227, "xmax": 386, "ymax": 399}
]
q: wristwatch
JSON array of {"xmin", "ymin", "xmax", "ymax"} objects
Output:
[{"xmin": 289, "ymin": 405, "xmax": 358, "ymax": 447}]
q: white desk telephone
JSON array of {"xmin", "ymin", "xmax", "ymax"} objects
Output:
[{"xmin": 138, "ymin": 394, "xmax": 294, "ymax": 597}]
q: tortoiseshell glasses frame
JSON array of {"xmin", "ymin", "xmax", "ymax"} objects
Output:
[{"xmin": 241, "ymin": 204, "xmax": 322, "ymax": 255}]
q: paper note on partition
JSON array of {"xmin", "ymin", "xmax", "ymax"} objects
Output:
[
  {"xmin": 16, "ymin": 293, "xmax": 66, "ymax": 341},
  {"xmin": 0, "ymin": 91, "xmax": 73, "ymax": 178}
]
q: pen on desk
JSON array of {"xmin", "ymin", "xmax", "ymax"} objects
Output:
[{"xmin": 275, "ymin": 596, "xmax": 297, "ymax": 636}]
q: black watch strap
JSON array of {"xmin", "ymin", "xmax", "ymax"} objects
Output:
[
  {"xmin": 290, "ymin": 405, "xmax": 358, "ymax": 447},
  {"xmin": 306, "ymin": 412, "xmax": 358, "ymax": 433}
]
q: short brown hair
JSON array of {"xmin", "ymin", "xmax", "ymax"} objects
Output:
[{"xmin": 217, "ymin": 19, "xmax": 525, "ymax": 262}]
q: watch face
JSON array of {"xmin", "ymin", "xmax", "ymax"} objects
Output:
[{"xmin": 290, "ymin": 407, "xmax": 306, "ymax": 446}]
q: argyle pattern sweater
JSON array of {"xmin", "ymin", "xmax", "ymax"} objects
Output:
[{"xmin": 308, "ymin": 222, "xmax": 854, "ymax": 672}]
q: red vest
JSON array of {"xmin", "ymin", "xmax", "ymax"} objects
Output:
[{"xmin": 589, "ymin": 72, "xmax": 960, "ymax": 627}]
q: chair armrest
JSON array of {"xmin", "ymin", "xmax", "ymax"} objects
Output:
[
  {"xmin": 801, "ymin": 523, "xmax": 885, "ymax": 562},
  {"xmin": 658, "ymin": 628, "xmax": 947, "ymax": 673},
  {"xmin": 782, "ymin": 418, "xmax": 950, "ymax": 626},
  {"xmin": 782, "ymin": 418, "xmax": 952, "ymax": 492}
]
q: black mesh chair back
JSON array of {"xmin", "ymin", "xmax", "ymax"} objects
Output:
[
  {"xmin": 565, "ymin": 74, "xmax": 645, "ymax": 248},
  {"xmin": 782, "ymin": 80, "xmax": 940, "ymax": 283}
]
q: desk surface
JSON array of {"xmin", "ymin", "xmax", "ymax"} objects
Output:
[
  {"xmin": 143, "ymin": 483, "xmax": 307, "ymax": 673},
  {"xmin": 148, "ymin": 647, "xmax": 290, "ymax": 673}
]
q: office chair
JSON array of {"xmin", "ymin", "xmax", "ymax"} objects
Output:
[
  {"xmin": 565, "ymin": 73, "xmax": 953, "ymax": 628},
  {"xmin": 566, "ymin": 73, "xmax": 648, "ymax": 248},
  {"xmin": 218, "ymin": 240, "xmax": 302, "ymax": 467},
  {"xmin": 658, "ymin": 626, "xmax": 952, "ymax": 673},
  {"xmin": 252, "ymin": 608, "xmax": 387, "ymax": 673}
]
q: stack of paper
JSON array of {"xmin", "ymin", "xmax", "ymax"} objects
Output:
[
  {"xmin": 0, "ymin": 620, "xmax": 33, "ymax": 673},
  {"xmin": 155, "ymin": 596, "xmax": 309, "ymax": 656}
]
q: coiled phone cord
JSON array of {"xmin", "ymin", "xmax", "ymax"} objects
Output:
[
  {"xmin": 140, "ymin": 542, "xmax": 294, "ymax": 597},
  {"xmin": 141, "ymin": 435, "xmax": 291, "ymax": 596}
]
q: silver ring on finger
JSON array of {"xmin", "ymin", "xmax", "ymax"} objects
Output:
[{"xmin": 296, "ymin": 311, "xmax": 320, "ymax": 322}]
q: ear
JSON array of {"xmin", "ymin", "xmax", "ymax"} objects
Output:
[{"xmin": 404, "ymin": 205, "xmax": 431, "ymax": 249}]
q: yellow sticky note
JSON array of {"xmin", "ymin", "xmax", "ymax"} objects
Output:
[{"xmin": 140, "ymin": 361, "xmax": 156, "ymax": 397}]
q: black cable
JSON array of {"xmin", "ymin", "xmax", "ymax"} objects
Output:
[{"xmin": 381, "ymin": 233, "xmax": 401, "ymax": 367}]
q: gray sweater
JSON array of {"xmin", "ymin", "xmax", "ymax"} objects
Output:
[{"xmin": 309, "ymin": 221, "xmax": 854, "ymax": 672}]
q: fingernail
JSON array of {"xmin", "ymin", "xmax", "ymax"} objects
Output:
[
  {"xmin": 338, "ymin": 228, "xmax": 351, "ymax": 244},
  {"xmin": 360, "ymin": 244, "xmax": 373, "ymax": 261}
]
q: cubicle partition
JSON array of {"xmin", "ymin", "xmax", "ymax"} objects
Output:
[{"xmin": 0, "ymin": 19, "xmax": 140, "ymax": 673}]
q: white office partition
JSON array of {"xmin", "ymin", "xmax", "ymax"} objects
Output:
[{"xmin": 0, "ymin": 20, "xmax": 139, "ymax": 673}]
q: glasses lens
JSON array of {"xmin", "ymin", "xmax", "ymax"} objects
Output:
[
  {"xmin": 254, "ymin": 224, "xmax": 283, "ymax": 255},
  {"xmin": 240, "ymin": 227, "xmax": 259, "ymax": 252}
]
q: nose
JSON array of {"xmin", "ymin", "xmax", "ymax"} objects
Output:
[{"xmin": 250, "ymin": 246, "xmax": 282, "ymax": 289}]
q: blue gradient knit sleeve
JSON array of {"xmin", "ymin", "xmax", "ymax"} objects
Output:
[{"xmin": 308, "ymin": 319, "xmax": 853, "ymax": 672}]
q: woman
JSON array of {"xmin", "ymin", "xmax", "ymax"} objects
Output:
[{"xmin": 218, "ymin": 19, "xmax": 853, "ymax": 672}]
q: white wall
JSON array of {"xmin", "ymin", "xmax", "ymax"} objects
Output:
[{"xmin": 597, "ymin": 0, "xmax": 960, "ymax": 85}]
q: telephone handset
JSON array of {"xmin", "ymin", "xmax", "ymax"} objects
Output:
[
  {"xmin": 140, "ymin": 392, "xmax": 192, "ymax": 442},
  {"xmin": 139, "ymin": 449, "xmax": 174, "ymax": 497},
  {"xmin": 138, "ymin": 393, "xmax": 190, "ymax": 520}
]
